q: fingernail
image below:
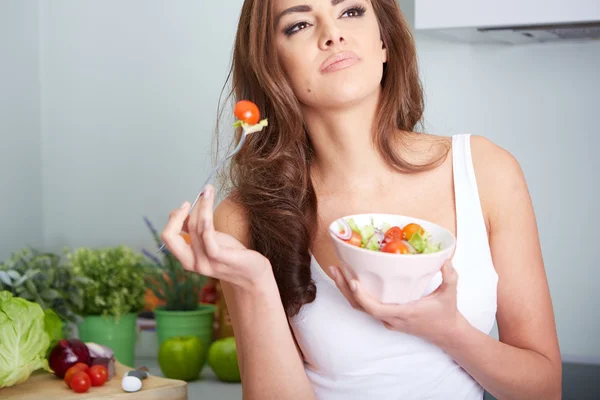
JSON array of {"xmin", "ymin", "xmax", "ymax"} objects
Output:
[
  {"xmin": 350, "ymin": 280, "xmax": 358, "ymax": 292},
  {"xmin": 329, "ymin": 267, "xmax": 337, "ymax": 280},
  {"xmin": 180, "ymin": 201, "xmax": 188, "ymax": 209}
]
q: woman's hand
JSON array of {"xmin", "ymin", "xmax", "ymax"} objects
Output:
[
  {"xmin": 329, "ymin": 260, "xmax": 464, "ymax": 347},
  {"xmin": 161, "ymin": 184, "xmax": 271, "ymax": 291}
]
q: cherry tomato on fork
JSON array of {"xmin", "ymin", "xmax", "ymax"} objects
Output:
[{"xmin": 234, "ymin": 100, "xmax": 260, "ymax": 125}]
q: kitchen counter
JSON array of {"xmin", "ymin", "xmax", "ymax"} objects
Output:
[{"xmin": 136, "ymin": 357, "xmax": 242, "ymax": 400}]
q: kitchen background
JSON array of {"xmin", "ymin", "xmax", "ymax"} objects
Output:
[{"xmin": 1, "ymin": 0, "xmax": 599, "ymax": 398}]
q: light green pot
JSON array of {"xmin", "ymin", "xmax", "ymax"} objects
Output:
[
  {"xmin": 154, "ymin": 304, "xmax": 216, "ymax": 362},
  {"xmin": 78, "ymin": 313, "xmax": 137, "ymax": 367}
]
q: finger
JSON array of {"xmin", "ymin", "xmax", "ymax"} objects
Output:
[
  {"xmin": 188, "ymin": 188, "xmax": 213, "ymax": 276},
  {"xmin": 328, "ymin": 266, "xmax": 362, "ymax": 310},
  {"xmin": 350, "ymin": 280, "xmax": 410, "ymax": 319},
  {"xmin": 441, "ymin": 259, "xmax": 458, "ymax": 287},
  {"xmin": 201, "ymin": 185, "xmax": 222, "ymax": 261},
  {"xmin": 182, "ymin": 215, "xmax": 190, "ymax": 233},
  {"xmin": 188, "ymin": 185, "xmax": 208, "ymax": 236},
  {"xmin": 161, "ymin": 202, "xmax": 195, "ymax": 269}
]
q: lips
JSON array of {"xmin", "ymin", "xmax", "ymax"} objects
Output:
[{"xmin": 320, "ymin": 51, "xmax": 360, "ymax": 73}]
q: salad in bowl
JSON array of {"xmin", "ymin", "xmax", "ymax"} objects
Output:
[{"xmin": 328, "ymin": 213, "xmax": 456, "ymax": 304}]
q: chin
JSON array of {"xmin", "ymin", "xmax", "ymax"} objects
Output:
[{"xmin": 301, "ymin": 70, "xmax": 383, "ymax": 110}]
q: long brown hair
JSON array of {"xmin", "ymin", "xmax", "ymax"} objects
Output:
[{"xmin": 214, "ymin": 0, "xmax": 447, "ymax": 318}]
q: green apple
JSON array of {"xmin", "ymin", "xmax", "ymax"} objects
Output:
[
  {"xmin": 208, "ymin": 337, "xmax": 240, "ymax": 383},
  {"xmin": 158, "ymin": 336, "xmax": 206, "ymax": 381}
]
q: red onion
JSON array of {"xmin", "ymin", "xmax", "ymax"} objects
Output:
[
  {"xmin": 372, "ymin": 229, "xmax": 385, "ymax": 247},
  {"xmin": 330, "ymin": 218, "xmax": 352, "ymax": 240},
  {"xmin": 86, "ymin": 342, "xmax": 116, "ymax": 380},
  {"xmin": 48, "ymin": 339, "xmax": 91, "ymax": 378}
]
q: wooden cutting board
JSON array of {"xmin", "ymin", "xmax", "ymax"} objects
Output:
[{"xmin": 0, "ymin": 362, "xmax": 187, "ymax": 400}]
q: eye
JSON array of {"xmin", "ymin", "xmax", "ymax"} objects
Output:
[
  {"xmin": 284, "ymin": 21, "xmax": 312, "ymax": 36},
  {"xmin": 341, "ymin": 5, "xmax": 367, "ymax": 18}
]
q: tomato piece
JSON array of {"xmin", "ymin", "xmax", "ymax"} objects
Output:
[
  {"xmin": 70, "ymin": 371, "xmax": 91, "ymax": 393},
  {"xmin": 88, "ymin": 365, "xmax": 108, "ymax": 387},
  {"xmin": 64, "ymin": 366, "xmax": 79, "ymax": 388},
  {"xmin": 383, "ymin": 226, "xmax": 404, "ymax": 243},
  {"xmin": 381, "ymin": 240, "xmax": 410, "ymax": 254},
  {"xmin": 403, "ymin": 223, "xmax": 425, "ymax": 241},
  {"xmin": 345, "ymin": 231, "xmax": 363, "ymax": 247},
  {"xmin": 234, "ymin": 100, "xmax": 260, "ymax": 125}
]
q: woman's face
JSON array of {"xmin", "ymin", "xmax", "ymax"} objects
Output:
[{"xmin": 273, "ymin": 0, "xmax": 387, "ymax": 109}]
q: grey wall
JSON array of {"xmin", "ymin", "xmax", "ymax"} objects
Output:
[
  {"xmin": 0, "ymin": 0, "xmax": 44, "ymax": 260},
  {"xmin": 1, "ymin": 0, "xmax": 598, "ymax": 364}
]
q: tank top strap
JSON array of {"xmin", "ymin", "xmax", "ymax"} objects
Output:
[{"xmin": 452, "ymin": 134, "xmax": 492, "ymax": 258}]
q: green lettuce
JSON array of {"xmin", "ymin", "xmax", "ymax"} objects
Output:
[
  {"xmin": 43, "ymin": 308, "xmax": 63, "ymax": 358},
  {"xmin": 0, "ymin": 291, "xmax": 51, "ymax": 388},
  {"xmin": 408, "ymin": 231, "xmax": 442, "ymax": 254}
]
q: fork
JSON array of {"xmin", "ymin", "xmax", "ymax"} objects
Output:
[{"xmin": 156, "ymin": 132, "xmax": 249, "ymax": 254}]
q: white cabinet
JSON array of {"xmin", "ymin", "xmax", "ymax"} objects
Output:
[{"xmin": 414, "ymin": 0, "xmax": 600, "ymax": 44}]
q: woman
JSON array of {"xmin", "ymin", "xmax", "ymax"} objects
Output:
[{"xmin": 161, "ymin": 0, "xmax": 562, "ymax": 398}]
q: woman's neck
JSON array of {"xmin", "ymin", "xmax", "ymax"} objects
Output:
[{"xmin": 304, "ymin": 93, "xmax": 397, "ymax": 195}]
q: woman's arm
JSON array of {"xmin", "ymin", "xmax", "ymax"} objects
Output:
[
  {"xmin": 214, "ymin": 198, "xmax": 316, "ymax": 400},
  {"xmin": 441, "ymin": 136, "xmax": 561, "ymax": 399}
]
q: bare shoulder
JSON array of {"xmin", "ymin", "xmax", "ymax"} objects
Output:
[
  {"xmin": 214, "ymin": 192, "xmax": 252, "ymax": 249},
  {"xmin": 469, "ymin": 135, "xmax": 530, "ymax": 229}
]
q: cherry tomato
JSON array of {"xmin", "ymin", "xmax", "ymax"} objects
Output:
[
  {"xmin": 381, "ymin": 240, "xmax": 410, "ymax": 254},
  {"xmin": 64, "ymin": 366, "xmax": 79, "ymax": 388},
  {"xmin": 234, "ymin": 100, "xmax": 260, "ymax": 125},
  {"xmin": 70, "ymin": 371, "xmax": 91, "ymax": 393},
  {"xmin": 345, "ymin": 231, "xmax": 363, "ymax": 247},
  {"xmin": 88, "ymin": 365, "xmax": 109, "ymax": 387},
  {"xmin": 383, "ymin": 226, "xmax": 404, "ymax": 243},
  {"xmin": 73, "ymin": 362, "xmax": 90, "ymax": 373},
  {"xmin": 403, "ymin": 223, "xmax": 425, "ymax": 241}
]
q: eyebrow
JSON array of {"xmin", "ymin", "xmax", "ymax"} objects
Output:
[{"xmin": 275, "ymin": 0, "xmax": 347, "ymax": 26}]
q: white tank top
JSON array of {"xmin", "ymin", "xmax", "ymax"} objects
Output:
[{"xmin": 290, "ymin": 134, "xmax": 499, "ymax": 399}]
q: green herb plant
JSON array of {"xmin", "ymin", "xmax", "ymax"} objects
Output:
[{"xmin": 66, "ymin": 245, "xmax": 146, "ymax": 320}]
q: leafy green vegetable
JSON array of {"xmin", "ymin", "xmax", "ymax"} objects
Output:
[
  {"xmin": 0, "ymin": 247, "xmax": 87, "ymax": 336},
  {"xmin": 0, "ymin": 291, "xmax": 51, "ymax": 388},
  {"xmin": 43, "ymin": 308, "xmax": 63, "ymax": 357},
  {"xmin": 347, "ymin": 218, "xmax": 360, "ymax": 234},
  {"xmin": 66, "ymin": 246, "xmax": 146, "ymax": 319},
  {"xmin": 408, "ymin": 231, "xmax": 441, "ymax": 254}
]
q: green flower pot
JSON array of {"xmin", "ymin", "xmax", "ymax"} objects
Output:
[
  {"xmin": 78, "ymin": 313, "xmax": 138, "ymax": 367},
  {"xmin": 154, "ymin": 304, "xmax": 216, "ymax": 363}
]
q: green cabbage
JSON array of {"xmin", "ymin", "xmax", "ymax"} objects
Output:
[{"xmin": 0, "ymin": 291, "xmax": 51, "ymax": 388}]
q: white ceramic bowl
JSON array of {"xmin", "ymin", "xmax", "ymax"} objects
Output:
[{"xmin": 328, "ymin": 213, "xmax": 456, "ymax": 304}]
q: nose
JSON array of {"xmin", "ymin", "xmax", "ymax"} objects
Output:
[{"xmin": 319, "ymin": 22, "xmax": 345, "ymax": 50}]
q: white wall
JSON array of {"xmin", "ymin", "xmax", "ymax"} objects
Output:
[
  {"xmin": 0, "ymin": 0, "xmax": 44, "ymax": 260},
  {"xmin": 38, "ymin": 0, "xmax": 241, "ymax": 250},
  {"xmin": 2, "ymin": 0, "xmax": 599, "ymax": 363}
]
